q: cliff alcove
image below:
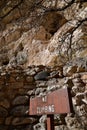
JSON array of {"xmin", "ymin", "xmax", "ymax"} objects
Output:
[{"xmin": 41, "ymin": 12, "xmax": 67, "ymax": 35}]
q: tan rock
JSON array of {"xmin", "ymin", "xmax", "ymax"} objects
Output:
[
  {"xmin": 0, "ymin": 37, "xmax": 5, "ymax": 47},
  {"xmin": 2, "ymin": 8, "xmax": 21, "ymax": 24},
  {"xmin": 81, "ymin": 74, "xmax": 87, "ymax": 80},
  {"xmin": 63, "ymin": 65, "xmax": 77, "ymax": 76},
  {"xmin": 34, "ymin": 26, "xmax": 51, "ymax": 41},
  {"xmin": 12, "ymin": 117, "xmax": 36, "ymax": 125},
  {"xmin": 5, "ymin": 30, "xmax": 21, "ymax": 43}
]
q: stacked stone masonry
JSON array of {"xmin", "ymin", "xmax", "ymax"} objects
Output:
[{"xmin": 0, "ymin": 62, "xmax": 87, "ymax": 130}]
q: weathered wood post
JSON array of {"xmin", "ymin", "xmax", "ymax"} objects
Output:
[
  {"xmin": 47, "ymin": 115, "xmax": 54, "ymax": 130},
  {"xmin": 29, "ymin": 88, "xmax": 73, "ymax": 130}
]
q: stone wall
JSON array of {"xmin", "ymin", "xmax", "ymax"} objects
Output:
[{"xmin": 0, "ymin": 60, "xmax": 87, "ymax": 130}]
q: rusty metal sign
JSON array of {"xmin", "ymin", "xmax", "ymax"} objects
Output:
[{"xmin": 29, "ymin": 88, "xmax": 73, "ymax": 115}]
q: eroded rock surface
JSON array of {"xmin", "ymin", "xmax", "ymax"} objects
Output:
[
  {"xmin": 0, "ymin": 0, "xmax": 87, "ymax": 130},
  {"xmin": 0, "ymin": 0, "xmax": 87, "ymax": 67}
]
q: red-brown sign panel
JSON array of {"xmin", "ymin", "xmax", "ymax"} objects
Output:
[{"xmin": 29, "ymin": 88, "xmax": 72, "ymax": 115}]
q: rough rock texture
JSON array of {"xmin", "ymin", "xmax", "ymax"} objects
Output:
[
  {"xmin": 0, "ymin": 62, "xmax": 87, "ymax": 130},
  {"xmin": 0, "ymin": 63, "xmax": 87, "ymax": 130},
  {"xmin": 0, "ymin": 0, "xmax": 87, "ymax": 67},
  {"xmin": 0, "ymin": 0, "xmax": 87, "ymax": 130}
]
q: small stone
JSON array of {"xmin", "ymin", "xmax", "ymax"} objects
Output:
[
  {"xmin": 35, "ymin": 88, "xmax": 43, "ymax": 96},
  {"xmin": 65, "ymin": 115, "xmax": 81, "ymax": 129},
  {"xmin": 12, "ymin": 95, "xmax": 29, "ymax": 106},
  {"xmin": 81, "ymin": 74, "xmax": 87, "ymax": 80},
  {"xmin": 72, "ymin": 78, "xmax": 82, "ymax": 83},
  {"xmin": 34, "ymin": 71, "xmax": 50, "ymax": 80},
  {"xmin": 12, "ymin": 117, "xmax": 36, "ymax": 125},
  {"xmin": 76, "ymin": 104, "xmax": 87, "ymax": 116},
  {"xmin": 82, "ymin": 99, "xmax": 87, "ymax": 104},
  {"xmin": 73, "ymin": 73, "xmax": 81, "ymax": 78},
  {"xmin": 34, "ymin": 123, "xmax": 46, "ymax": 130},
  {"xmin": 0, "ymin": 99, "xmax": 10, "ymax": 108},
  {"xmin": 72, "ymin": 85, "xmax": 85, "ymax": 94},
  {"xmin": 75, "ymin": 93, "xmax": 84, "ymax": 105},
  {"xmin": 64, "ymin": 78, "xmax": 74, "ymax": 88},
  {"xmin": 36, "ymin": 81, "xmax": 47, "ymax": 87},
  {"xmin": 9, "ymin": 56, "xmax": 17, "ymax": 67},
  {"xmin": 47, "ymin": 85, "xmax": 58, "ymax": 92},
  {"xmin": 26, "ymin": 76, "xmax": 34, "ymax": 82},
  {"xmin": 0, "ymin": 106, "xmax": 8, "ymax": 117},
  {"xmin": 23, "ymin": 84, "xmax": 36, "ymax": 89},
  {"xmin": 75, "ymin": 82, "xmax": 84, "ymax": 88},
  {"xmin": 16, "ymin": 51, "xmax": 28, "ymax": 65},
  {"xmin": 10, "ymin": 106, "xmax": 29, "ymax": 116},
  {"xmin": 50, "ymin": 71, "xmax": 60, "ymax": 78},
  {"xmin": 84, "ymin": 91, "xmax": 87, "ymax": 99},
  {"xmin": 47, "ymin": 78, "xmax": 57, "ymax": 86},
  {"xmin": 1, "ymin": 72, "xmax": 6, "ymax": 76},
  {"xmin": 55, "ymin": 125, "xmax": 68, "ymax": 130},
  {"xmin": 5, "ymin": 116, "xmax": 13, "ymax": 125},
  {"xmin": 27, "ymin": 89, "xmax": 35, "ymax": 96},
  {"xmin": 82, "ymin": 80, "xmax": 87, "ymax": 84},
  {"xmin": 39, "ymin": 115, "xmax": 47, "ymax": 123},
  {"xmin": 63, "ymin": 65, "xmax": 77, "ymax": 76},
  {"xmin": 26, "ymin": 69, "xmax": 36, "ymax": 76},
  {"xmin": 77, "ymin": 66, "xmax": 86, "ymax": 73}
]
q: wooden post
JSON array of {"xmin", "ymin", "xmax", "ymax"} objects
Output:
[{"xmin": 47, "ymin": 115, "xmax": 54, "ymax": 130}]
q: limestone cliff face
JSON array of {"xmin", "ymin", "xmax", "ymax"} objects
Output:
[
  {"xmin": 0, "ymin": 1, "xmax": 87, "ymax": 130},
  {"xmin": 0, "ymin": 0, "xmax": 87, "ymax": 67}
]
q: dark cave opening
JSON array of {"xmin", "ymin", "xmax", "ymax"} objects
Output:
[{"xmin": 41, "ymin": 12, "xmax": 67, "ymax": 35}]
